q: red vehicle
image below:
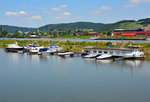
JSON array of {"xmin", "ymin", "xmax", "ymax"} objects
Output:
[{"xmin": 112, "ymin": 28, "xmax": 150, "ymax": 37}]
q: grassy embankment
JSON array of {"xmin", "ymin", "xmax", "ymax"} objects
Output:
[
  {"xmin": 0, "ymin": 39, "xmax": 150, "ymax": 60},
  {"xmin": 57, "ymin": 35, "xmax": 147, "ymax": 39}
]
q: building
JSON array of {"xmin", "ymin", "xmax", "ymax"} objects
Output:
[{"xmin": 112, "ymin": 28, "xmax": 150, "ymax": 36}]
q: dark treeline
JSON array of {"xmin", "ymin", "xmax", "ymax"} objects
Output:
[{"xmin": 0, "ymin": 27, "xmax": 112, "ymax": 38}]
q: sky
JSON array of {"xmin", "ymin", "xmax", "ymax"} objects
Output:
[{"xmin": 0, "ymin": 0, "xmax": 150, "ymax": 27}]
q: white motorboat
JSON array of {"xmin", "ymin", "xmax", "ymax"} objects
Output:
[
  {"xmin": 83, "ymin": 53, "xmax": 99, "ymax": 58},
  {"xmin": 96, "ymin": 54, "xmax": 112, "ymax": 60},
  {"xmin": 29, "ymin": 46, "xmax": 43, "ymax": 54},
  {"xmin": 123, "ymin": 49, "xmax": 145, "ymax": 59},
  {"xmin": 49, "ymin": 44, "xmax": 63, "ymax": 52},
  {"xmin": 5, "ymin": 42, "xmax": 24, "ymax": 52},
  {"xmin": 27, "ymin": 43, "xmax": 43, "ymax": 54}
]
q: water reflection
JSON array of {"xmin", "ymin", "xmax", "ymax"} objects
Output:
[
  {"xmin": 84, "ymin": 58, "xmax": 143, "ymax": 68},
  {"xmin": 97, "ymin": 59, "xmax": 113, "ymax": 64},
  {"xmin": 7, "ymin": 52, "xmax": 19, "ymax": 64},
  {"xmin": 113, "ymin": 60, "xmax": 143, "ymax": 68},
  {"xmin": 84, "ymin": 58, "xmax": 144, "ymax": 75}
]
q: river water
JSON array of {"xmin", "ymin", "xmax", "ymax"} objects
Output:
[
  {"xmin": 1, "ymin": 38, "xmax": 150, "ymax": 43},
  {"xmin": 0, "ymin": 48, "xmax": 150, "ymax": 102}
]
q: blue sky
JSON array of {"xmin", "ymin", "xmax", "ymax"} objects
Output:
[{"xmin": 0, "ymin": 0, "xmax": 150, "ymax": 27}]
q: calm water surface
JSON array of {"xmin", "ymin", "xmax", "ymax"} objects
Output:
[
  {"xmin": 1, "ymin": 38, "xmax": 150, "ymax": 43},
  {"xmin": 0, "ymin": 48, "xmax": 150, "ymax": 102}
]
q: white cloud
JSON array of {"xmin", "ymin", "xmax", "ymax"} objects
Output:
[
  {"xmin": 5, "ymin": 11, "xmax": 27, "ymax": 16},
  {"xmin": 148, "ymin": 16, "xmax": 150, "ymax": 18},
  {"xmin": 52, "ymin": 7, "xmax": 62, "ymax": 12},
  {"xmin": 31, "ymin": 15, "xmax": 42, "ymax": 20},
  {"xmin": 63, "ymin": 12, "xmax": 71, "ymax": 16},
  {"xmin": 52, "ymin": 5, "xmax": 68, "ymax": 13},
  {"xmin": 19, "ymin": 11, "xmax": 27, "ymax": 15},
  {"xmin": 101, "ymin": 6, "xmax": 111, "ymax": 10},
  {"xmin": 5, "ymin": 12, "xmax": 18, "ymax": 16},
  {"xmin": 54, "ymin": 12, "xmax": 72, "ymax": 19},
  {"xmin": 60, "ymin": 4, "xmax": 67, "ymax": 8},
  {"xmin": 51, "ymin": 5, "xmax": 71, "ymax": 19},
  {"xmin": 131, "ymin": 0, "xmax": 150, "ymax": 3}
]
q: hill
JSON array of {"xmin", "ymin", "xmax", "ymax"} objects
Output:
[
  {"xmin": 39, "ymin": 18, "xmax": 150, "ymax": 31},
  {"xmin": 0, "ymin": 25, "xmax": 36, "ymax": 33},
  {"xmin": 39, "ymin": 22, "xmax": 104, "ymax": 31},
  {"xmin": 0, "ymin": 18, "xmax": 150, "ymax": 33}
]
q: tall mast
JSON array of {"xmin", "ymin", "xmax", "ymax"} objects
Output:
[{"xmin": 37, "ymin": 28, "xmax": 41, "ymax": 36}]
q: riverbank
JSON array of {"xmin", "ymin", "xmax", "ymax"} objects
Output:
[
  {"xmin": 3, "ymin": 35, "xmax": 149, "ymax": 39},
  {"xmin": 0, "ymin": 39, "xmax": 150, "ymax": 60}
]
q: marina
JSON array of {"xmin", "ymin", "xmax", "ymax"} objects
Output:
[{"xmin": 4, "ymin": 42, "xmax": 146, "ymax": 61}]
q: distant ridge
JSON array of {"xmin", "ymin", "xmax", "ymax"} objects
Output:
[
  {"xmin": 39, "ymin": 18, "xmax": 150, "ymax": 31},
  {"xmin": 0, "ymin": 25, "xmax": 36, "ymax": 33},
  {"xmin": 0, "ymin": 18, "xmax": 150, "ymax": 33}
]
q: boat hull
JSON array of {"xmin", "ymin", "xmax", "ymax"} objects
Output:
[
  {"xmin": 5, "ymin": 48, "xmax": 24, "ymax": 52},
  {"xmin": 96, "ymin": 54, "xmax": 112, "ymax": 60},
  {"xmin": 83, "ymin": 54, "xmax": 100, "ymax": 58}
]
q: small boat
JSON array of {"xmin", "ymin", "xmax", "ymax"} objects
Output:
[
  {"xmin": 96, "ymin": 54, "xmax": 112, "ymax": 60},
  {"xmin": 83, "ymin": 53, "xmax": 100, "ymax": 58},
  {"xmin": 38, "ymin": 48, "xmax": 56, "ymax": 55},
  {"xmin": 58, "ymin": 52, "xmax": 74, "ymax": 57},
  {"xmin": 27, "ymin": 43, "xmax": 43, "ymax": 54},
  {"xmin": 113, "ymin": 58, "xmax": 124, "ymax": 61},
  {"xmin": 5, "ymin": 42, "xmax": 24, "ymax": 52},
  {"xmin": 29, "ymin": 47, "xmax": 44, "ymax": 54},
  {"xmin": 49, "ymin": 44, "xmax": 63, "ymax": 52},
  {"xmin": 38, "ymin": 44, "xmax": 64, "ymax": 55},
  {"xmin": 23, "ymin": 43, "xmax": 40, "ymax": 52}
]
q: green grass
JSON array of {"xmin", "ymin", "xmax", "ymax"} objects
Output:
[
  {"xmin": 57, "ymin": 35, "xmax": 147, "ymax": 39},
  {"xmin": 57, "ymin": 35, "xmax": 92, "ymax": 39},
  {"xmin": 119, "ymin": 22, "xmax": 143, "ymax": 29}
]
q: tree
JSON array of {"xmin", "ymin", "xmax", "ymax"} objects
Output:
[
  {"xmin": 107, "ymin": 30, "xmax": 112, "ymax": 36},
  {"xmin": 13, "ymin": 30, "xmax": 22, "ymax": 38},
  {"xmin": 0, "ymin": 28, "xmax": 9, "ymax": 37},
  {"xmin": 84, "ymin": 31, "xmax": 89, "ymax": 36},
  {"xmin": 0, "ymin": 28, "xmax": 3, "ymax": 37}
]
